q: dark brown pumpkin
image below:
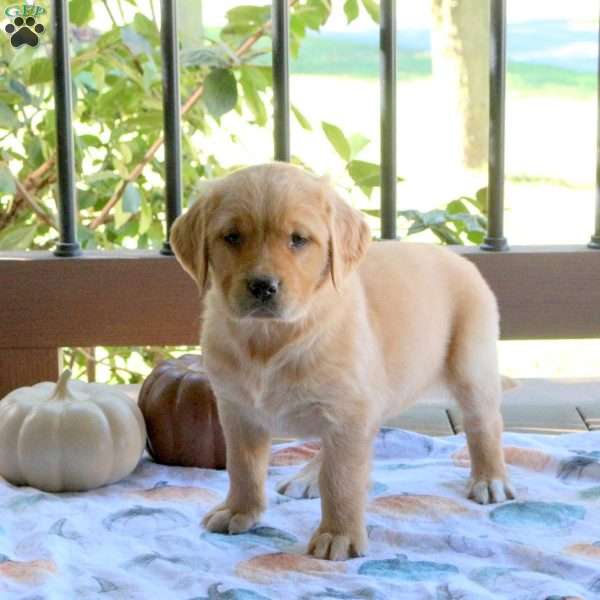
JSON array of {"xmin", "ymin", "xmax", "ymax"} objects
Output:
[{"xmin": 138, "ymin": 354, "xmax": 226, "ymax": 469}]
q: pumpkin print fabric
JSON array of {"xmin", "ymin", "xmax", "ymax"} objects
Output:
[{"xmin": 0, "ymin": 428, "xmax": 598, "ymax": 598}]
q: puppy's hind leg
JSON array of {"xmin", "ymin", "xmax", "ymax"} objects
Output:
[
  {"xmin": 448, "ymin": 300, "xmax": 515, "ymax": 505},
  {"xmin": 277, "ymin": 450, "xmax": 322, "ymax": 499}
]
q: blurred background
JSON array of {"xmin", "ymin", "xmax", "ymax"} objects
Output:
[{"xmin": 0, "ymin": 0, "xmax": 598, "ymax": 382}]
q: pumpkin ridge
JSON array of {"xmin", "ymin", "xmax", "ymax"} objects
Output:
[
  {"xmin": 173, "ymin": 370, "xmax": 190, "ymax": 461},
  {"xmin": 159, "ymin": 370, "xmax": 185, "ymax": 461},
  {"xmin": 13, "ymin": 405, "xmax": 27, "ymax": 485},
  {"xmin": 56, "ymin": 407, "xmax": 64, "ymax": 492}
]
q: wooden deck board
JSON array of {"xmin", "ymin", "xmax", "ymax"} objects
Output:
[
  {"xmin": 578, "ymin": 401, "xmax": 600, "ymax": 431},
  {"xmin": 384, "ymin": 405, "xmax": 455, "ymax": 436},
  {"xmin": 448, "ymin": 379, "xmax": 591, "ymax": 435}
]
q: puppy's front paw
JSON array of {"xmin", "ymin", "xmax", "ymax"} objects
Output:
[
  {"xmin": 468, "ymin": 477, "xmax": 515, "ymax": 504},
  {"xmin": 307, "ymin": 527, "xmax": 368, "ymax": 561},
  {"xmin": 202, "ymin": 503, "xmax": 262, "ymax": 534}
]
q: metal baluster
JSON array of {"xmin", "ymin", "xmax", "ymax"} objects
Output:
[
  {"xmin": 272, "ymin": 0, "xmax": 290, "ymax": 161},
  {"xmin": 380, "ymin": 0, "xmax": 397, "ymax": 240},
  {"xmin": 160, "ymin": 0, "xmax": 183, "ymax": 256},
  {"xmin": 589, "ymin": 13, "xmax": 600, "ymax": 249},
  {"xmin": 481, "ymin": 0, "xmax": 508, "ymax": 251},
  {"xmin": 52, "ymin": 0, "xmax": 81, "ymax": 257}
]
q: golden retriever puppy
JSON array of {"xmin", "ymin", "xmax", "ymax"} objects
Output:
[{"xmin": 170, "ymin": 162, "xmax": 514, "ymax": 561}]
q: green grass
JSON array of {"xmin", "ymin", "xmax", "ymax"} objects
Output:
[
  {"xmin": 290, "ymin": 35, "xmax": 431, "ymax": 80},
  {"xmin": 507, "ymin": 62, "xmax": 595, "ymax": 98},
  {"xmin": 202, "ymin": 27, "xmax": 595, "ymax": 98},
  {"xmin": 507, "ymin": 173, "xmax": 593, "ymax": 190},
  {"xmin": 290, "ymin": 34, "xmax": 595, "ymax": 98}
]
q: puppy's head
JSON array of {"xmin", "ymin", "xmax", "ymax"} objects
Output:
[{"xmin": 170, "ymin": 162, "xmax": 371, "ymax": 321}]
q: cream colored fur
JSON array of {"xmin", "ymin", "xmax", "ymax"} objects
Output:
[{"xmin": 170, "ymin": 162, "xmax": 514, "ymax": 561}]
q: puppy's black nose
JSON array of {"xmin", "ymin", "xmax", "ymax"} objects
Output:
[{"xmin": 247, "ymin": 276, "xmax": 279, "ymax": 302}]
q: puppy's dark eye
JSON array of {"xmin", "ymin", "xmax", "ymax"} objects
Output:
[
  {"xmin": 224, "ymin": 232, "xmax": 242, "ymax": 246},
  {"xmin": 290, "ymin": 233, "xmax": 308, "ymax": 249}
]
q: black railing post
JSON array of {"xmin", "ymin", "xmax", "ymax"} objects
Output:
[
  {"xmin": 481, "ymin": 0, "xmax": 509, "ymax": 251},
  {"xmin": 52, "ymin": 0, "xmax": 81, "ymax": 257},
  {"xmin": 589, "ymin": 12, "xmax": 600, "ymax": 249},
  {"xmin": 160, "ymin": 0, "xmax": 183, "ymax": 256},
  {"xmin": 272, "ymin": 0, "xmax": 290, "ymax": 162},
  {"xmin": 380, "ymin": 0, "xmax": 397, "ymax": 240}
]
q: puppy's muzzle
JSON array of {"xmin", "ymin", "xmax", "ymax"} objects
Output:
[{"xmin": 247, "ymin": 276, "xmax": 280, "ymax": 303}]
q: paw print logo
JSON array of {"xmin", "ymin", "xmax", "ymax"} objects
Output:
[{"xmin": 5, "ymin": 16, "xmax": 45, "ymax": 48}]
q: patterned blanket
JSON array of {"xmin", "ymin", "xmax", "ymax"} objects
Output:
[{"xmin": 0, "ymin": 428, "xmax": 599, "ymax": 599}]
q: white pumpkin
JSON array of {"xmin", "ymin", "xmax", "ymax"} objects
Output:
[{"xmin": 0, "ymin": 370, "xmax": 147, "ymax": 492}]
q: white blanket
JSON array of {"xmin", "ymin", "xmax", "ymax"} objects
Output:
[{"xmin": 1, "ymin": 428, "xmax": 599, "ymax": 599}]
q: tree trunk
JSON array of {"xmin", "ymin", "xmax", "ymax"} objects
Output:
[{"xmin": 431, "ymin": 0, "xmax": 489, "ymax": 170}]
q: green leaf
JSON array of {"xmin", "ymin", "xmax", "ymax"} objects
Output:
[
  {"xmin": 87, "ymin": 171, "xmax": 119, "ymax": 184},
  {"xmin": 449, "ymin": 212, "xmax": 486, "ymax": 233},
  {"xmin": 122, "ymin": 26, "xmax": 153, "ymax": 56},
  {"xmin": 77, "ymin": 188, "xmax": 96, "ymax": 210},
  {"xmin": 407, "ymin": 223, "xmax": 427, "ymax": 235},
  {"xmin": 9, "ymin": 79, "xmax": 31, "ymax": 104},
  {"xmin": 447, "ymin": 199, "xmax": 468, "ymax": 215},
  {"xmin": 420, "ymin": 209, "xmax": 448, "ymax": 227},
  {"xmin": 133, "ymin": 13, "xmax": 159, "ymax": 43},
  {"xmin": 77, "ymin": 223, "xmax": 97, "ymax": 249},
  {"xmin": 92, "ymin": 63, "xmax": 105, "ymax": 92},
  {"xmin": 474, "ymin": 187, "xmax": 488, "ymax": 213},
  {"xmin": 114, "ymin": 200, "xmax": 129, "ymax": 229},
  {"xmin": 240, "ymin": 67, "xmax": 266, "ymax": 126},
  {"xmin": 431, "ymin": 224, "xmax": 462, "ymax": 245},
  {"xmin": 322, "ymin": 122, "xmax": 351, "ymax": 162},
  {"xmin": 142, "ymin": 60, "xmax": 158, "ymax": 92},
  {"xmin": 226, "ymin": 5, "xmax": 270, "ymax": 26},
  {"xmin": 347, "ymin": 160, "xmax": 380, "ymax": 196},
  {"xmin": 97, "ymin": 28, "xmax": 121, "ymax": 49},
  {"xmin": 147, "ymin": 221, "xmax": 164, "ymax": 247},
  {"xmin": 75, "ymin": 71, "xmax": 97, "ymax": 92},
  {"xmin": 348, "ymin": 133, "xmax": 370, "ymax": 158},
  {"xmin": 119, "ymin": 143, "xmax": 132, "ymax": 164},
  {"xmin": 344, "ymin": 0, "xmax": 359, "ymax": 23},
  {"xmin": 0, "ymin": 223, "xmax": 38, "ymax": 250},
  {"xmin": 10, "ymin": 46, "xmax": 35, "ymax": 71},
  {"xmin": 220, "ymin": 22, "xmax": 256, "ymax": 45},
  {"xmin": 0, "ymin": 102, "xmax": 18, "ymax": 129},
  {"xmin": 467, "ymin": 230, "xmax": 485, "ymax": 244},
  {"xmin": 181, "ymin": 48, "xmax": 228, "ymax": 69},
  {"xmin": 292, "ymin": 105, "xmax": 312, "ymax": 131},
  {"xmin": 28, "ymin": 57, "xmax": 53, "ymax": 85},
  {"xmin": 297, "ymin": 0, "xmax": 331, "ymax": 30},
  {"xmin": 242, "ymin": 66, "xmax": 271, "ymax": 91},
  {"xmin": 398, "ymin": 209, "xmax": 421, "ymax": 222},
  {"xmin": 361, "ymin": 0, "xmax": 379, "ymax": 23},
  {"xmin": 203, "ymin": 69, "xmax": 238, "ymax": 119},
  {"xmin": 122, "ymin": 183, "xmax": 141, "ymax": 213},
  {"xmin": 69, "ymin": 0, "xmax": 93, "ymax": 26},
  {"xmin": 0, "ymin": 166, "xmax": 16, "ymax": 194},
  {"xmin": 139, "ymin": 197, "xmax": 153, "ymax": 234}
]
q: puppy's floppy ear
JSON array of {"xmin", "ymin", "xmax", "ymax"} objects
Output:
[
  {"xmin": 170, "ymin": 192, "xmax": 213, "ymax": 290},
  {"xmin": 326, "ymin": 188, "xmax": 371, "ymax": 288}
]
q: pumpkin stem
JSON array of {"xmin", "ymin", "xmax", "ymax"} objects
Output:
[{"xmin": 51, "ymin": 369, "xmax": 74, "ymax": 400}]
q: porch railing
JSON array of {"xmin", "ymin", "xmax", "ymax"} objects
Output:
[{"xmin": 1, "ymin": 0, "xmax": 600, "ymax": 397}]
